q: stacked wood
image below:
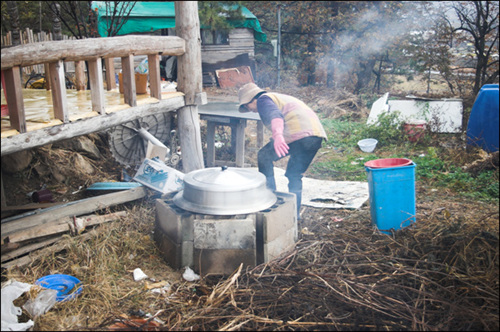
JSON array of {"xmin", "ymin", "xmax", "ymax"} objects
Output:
[{"xmin": 1, "ymin": 187, "xmax": 147, "ymax": 268}]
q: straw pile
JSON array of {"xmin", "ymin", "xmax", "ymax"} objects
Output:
[
  {"xmin": 153, "ymin": 204, "xmax": 498, "ymax": 331},
  {"xmin": 2, "ymin": 194, "xmax": 498, "ymax": 331}
]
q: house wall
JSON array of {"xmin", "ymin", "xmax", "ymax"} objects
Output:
[
  {"xmin": 201, "ymin": 28, "xmax": 255, "ymax": 64},
  {"xmin": 201, "ymin": 28, "xmax": 256, "ymax": 86}
]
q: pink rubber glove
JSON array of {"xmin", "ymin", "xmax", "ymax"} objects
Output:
[{"xmin": 271, "ymin": 118, "xmax": 289, "ymax": 157}]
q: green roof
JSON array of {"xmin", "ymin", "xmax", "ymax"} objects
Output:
[{"xmin": 91, "ymin": 1, "xmax": 266, "ymax": 42}]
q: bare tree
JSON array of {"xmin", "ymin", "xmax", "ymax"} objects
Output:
[
  {"xmin": 98, "ymin": 1, "xmax": 137, "ymax": 37},
  {"xmin": 453, "ymin": 1, "xmax": 499, "ymax": 96}
]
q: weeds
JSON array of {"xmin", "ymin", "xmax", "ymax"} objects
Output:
[{"xmin": 315, "ymin": 117, "xmax": 499, "ymax": 202}]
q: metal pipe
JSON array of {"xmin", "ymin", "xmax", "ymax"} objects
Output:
[{"xmin": 137, "ymin": 128, "xmax": 168, "ymax": 148}]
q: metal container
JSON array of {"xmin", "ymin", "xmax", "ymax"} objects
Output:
[{"xmin": 173, "ymin": 166, "xmax": 277, "ymax": 215}]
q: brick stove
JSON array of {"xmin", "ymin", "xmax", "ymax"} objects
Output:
[{"xmin": 154, "ymin": 191, "xmax": 297, "ymax": 275}]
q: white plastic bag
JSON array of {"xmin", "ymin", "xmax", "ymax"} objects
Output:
[
  {"xmin": 1, "ymin": 281, "xmax": 35, "ymax": 331},
  {"xmin": 22, "ymin": 288, "xmax": 58, "ymax": 318},
  {"xmin": 182, "ymin": 267, "xmax": 200, "ymax": 282}
]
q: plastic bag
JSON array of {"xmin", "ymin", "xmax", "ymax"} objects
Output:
[
  {"xmin": 1, "ymin": 280, "xmax": 35, "ymax": 331},
  {"xmin": 135, "ymin": 58, "xmax": 149, "ymax": 74},
  {"xmin": 22, "ymin": 288, "xmax": 58, "ymax": 318},
  {"xmin": 182, "ymin": 267, "xmax": 200, "ymax": 281}
]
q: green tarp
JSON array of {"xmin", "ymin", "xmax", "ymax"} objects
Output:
[{"xmin": 91, "ymin": 1, "xmax": 266, "ymax": 42}]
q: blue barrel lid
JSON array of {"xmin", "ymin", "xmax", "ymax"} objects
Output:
[{"xmin": 35, "ymin": 274, "xmax": 83, "ymax": 302}]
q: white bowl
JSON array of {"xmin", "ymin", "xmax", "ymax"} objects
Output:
[{"xmin": 358, "ymin": 138, "xmax": 378, "ymax": 153}]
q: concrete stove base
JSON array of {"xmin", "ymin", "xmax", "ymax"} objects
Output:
[{"xmin": 154, "ymin": 191, "xmax": 297, "ymax": 275}]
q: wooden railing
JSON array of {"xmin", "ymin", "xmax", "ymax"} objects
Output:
[
  {"xmin": 1, "ymin": 35, "xmax": 187, "ymax": 155},
  {"xmin": 2, "ymin": 28, "xmax": 78, "ymax": 75}
]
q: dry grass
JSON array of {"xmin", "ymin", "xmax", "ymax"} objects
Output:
[
  {"xmin": 1, "ymin": 82, "xmax": 497, "ymax": 331},
  {"xmin": 2, "ymin": 189, "xmax": 498, "ymax": 331}
]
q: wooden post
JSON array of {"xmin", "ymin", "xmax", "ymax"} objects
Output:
[
  {"xmin": 104, "ymin": 57, "xmax": 116, "ymax": 90},
  {"xmin": 148, "ymin": 54, "xmax": 161, "ymax": 99},
  {"xmin": 48, "ymin": 60, "xmax": 69, "ymax": 123},
  {"xmin": 3, "ymin": 66, "xmax": 26, "ymax": 133},
  {"xmin": 121, "ymin": 54, "xmax": 136, "ymax": 107},
  {"xmin": 74, "ymin": 61, "xmax": 86, "ymax": 90},
  {"xmin": 44, "ymin": 63, "xmax": 51, "ymax": 90},
  {"xmin": 87, "ymin": 58, "xmax": 105, "ymax": 114},
  {"xmin": 175, "ymin": 1, "xmax": 204, "ymax": 172}
]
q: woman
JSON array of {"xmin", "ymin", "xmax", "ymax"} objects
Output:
[{"xmin": 238, "ymin": 83, "xmax": 327, "ymax": 219}]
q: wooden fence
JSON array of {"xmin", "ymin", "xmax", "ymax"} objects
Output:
[{"xmin": 2, "ymin": 28, "xmax": 78, "ymax": 75}]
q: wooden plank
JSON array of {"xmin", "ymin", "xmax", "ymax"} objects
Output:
[
  {"xmin": 148, "ymin": 54, "xmax": 161, "ymax": 100},
  {"xmin": 4, "ymin": 211, "xmax": 127, "ymax": 246},
  {"xmin": 87, "ymin": 58, "xmax": 106, "ymax": 114},
  {"xmin": 1, "ymin": 36, "xmax": 186, "ymax": 70},
  {"xmin": 1, "ymin": 187, "xmax": 147, "ymax": 241},
  {"xmin": 48, "ymin": 60, "xmax": 69, "ymax": 123},
  {"xmin": 1, "ymin": 96, "xmax": 184, "ymax": 155},
  {"xmin": 1, "ymin": 236, "xmax": 62, "ymax": 265},
  {"xmin": 121, "ymin": 55, "xmax": 136, "ymax": 106},
  {"xmin": 1, "ymin": 231, "xmax": 95, "ymax": 270},
  {"xmin": 104, "ymin": 57, "xmax": 116, "ymax": 90},
  {"xmin": 3, "ymin": 66, "xmax": 26, "ymax": 133}
]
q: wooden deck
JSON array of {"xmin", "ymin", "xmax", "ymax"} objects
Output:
[
  {"xmin": 1, "ymin": 88, "xmax": 185, "ymax": 155},
  {"xmin": 1, "ymin": 35, "xmax": 191, "ymax": 156}
]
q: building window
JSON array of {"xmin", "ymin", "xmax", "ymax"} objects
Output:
[{"xmin": 201, "ymin": 29, "xmax": 229, "ymax": 45}]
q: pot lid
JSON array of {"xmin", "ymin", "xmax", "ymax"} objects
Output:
[
  {"xmin": 172, "ymin": 166, "xmax": 277, "ymax": 215},
  {"xmin": 184, "ymin": 166, "xmax": 265, "ymax": 191}
]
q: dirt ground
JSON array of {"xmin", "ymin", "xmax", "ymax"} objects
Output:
[{"xmin": 1, "ymin": 76, "xmax": 498, "ymax": 331}]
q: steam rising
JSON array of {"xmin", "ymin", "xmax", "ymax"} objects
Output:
[{"xmin": 327, "ymin": 4, "xmax": 432, "ymax": 83}]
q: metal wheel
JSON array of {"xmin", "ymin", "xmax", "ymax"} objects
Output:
[{"xmin": 109, "ymin": 113, "xmax": 172, "ymax": 166}]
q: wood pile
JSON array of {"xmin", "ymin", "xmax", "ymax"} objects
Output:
[{"xmin": 1, "ymin": 187, "xmax": 147, "ymax": 269}]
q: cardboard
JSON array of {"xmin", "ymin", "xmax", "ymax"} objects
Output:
[{"xmin": 133, "ymin": 158, "xmax": 184, "ymax": 194}]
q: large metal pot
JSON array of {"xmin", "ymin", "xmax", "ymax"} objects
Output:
[{"xmin": 173, "ymin": 166, "xmax": 276, "ymax": 215}]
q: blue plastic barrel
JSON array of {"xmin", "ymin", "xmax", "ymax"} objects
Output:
[
  {"xmin": 365, "ymin": 159, "xmax": 416, "ymax": 234},
  {"xmin": 466, "ymin": 84, "xmax": 499, "ymax": 153}
]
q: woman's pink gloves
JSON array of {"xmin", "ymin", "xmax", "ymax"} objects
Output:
[{"xmin": 271, "ymin": 118, "xmax": 289, "ymax": 157}]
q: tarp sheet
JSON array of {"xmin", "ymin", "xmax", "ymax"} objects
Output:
[
  {"xmin": 268, "ymin": 168, "xmax": 369, "ymax": 210},
  {"xmin": 91, "ymin": 2, "xmax": 266, "ymax": 42}
]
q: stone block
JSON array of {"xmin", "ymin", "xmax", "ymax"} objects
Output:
[
  {"xmin": 263, "ymin": 228, "xmax": 296, "ymax": 262},
  {"xmin": 153, "ymin": 223, "xmax": 193, "ymax": 269},
  {"xmin": 257, "ymin": 192, "xmax": 297, "ymax": 243},
  {"xmin": 154, "ymin": 191, "xmax": 296, "ymax": 275},
  {"xmin": 193, "ymin": 248, "xmax": 257, "ymax": 275},
  {"xmin": 155, "ymin": 198, "xmax": 194, "ymax": 243},
  {"xmin": 193, "ymin": 217, "xmax": 256, "ymax": 249}
]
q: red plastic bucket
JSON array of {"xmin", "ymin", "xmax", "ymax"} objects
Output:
[{"xmin": 364, "ymin": 158, "xmax": 412, "ymax": 169}]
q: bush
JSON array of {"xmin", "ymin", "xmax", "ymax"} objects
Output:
[{"xmin": 361, "ymin": 111, "xmax": 405, "ymax": 145}]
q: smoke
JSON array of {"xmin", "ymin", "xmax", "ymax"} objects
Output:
[{"xmin": 326, "ymin": 3, "xmax": 431, "ymax": 84}]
